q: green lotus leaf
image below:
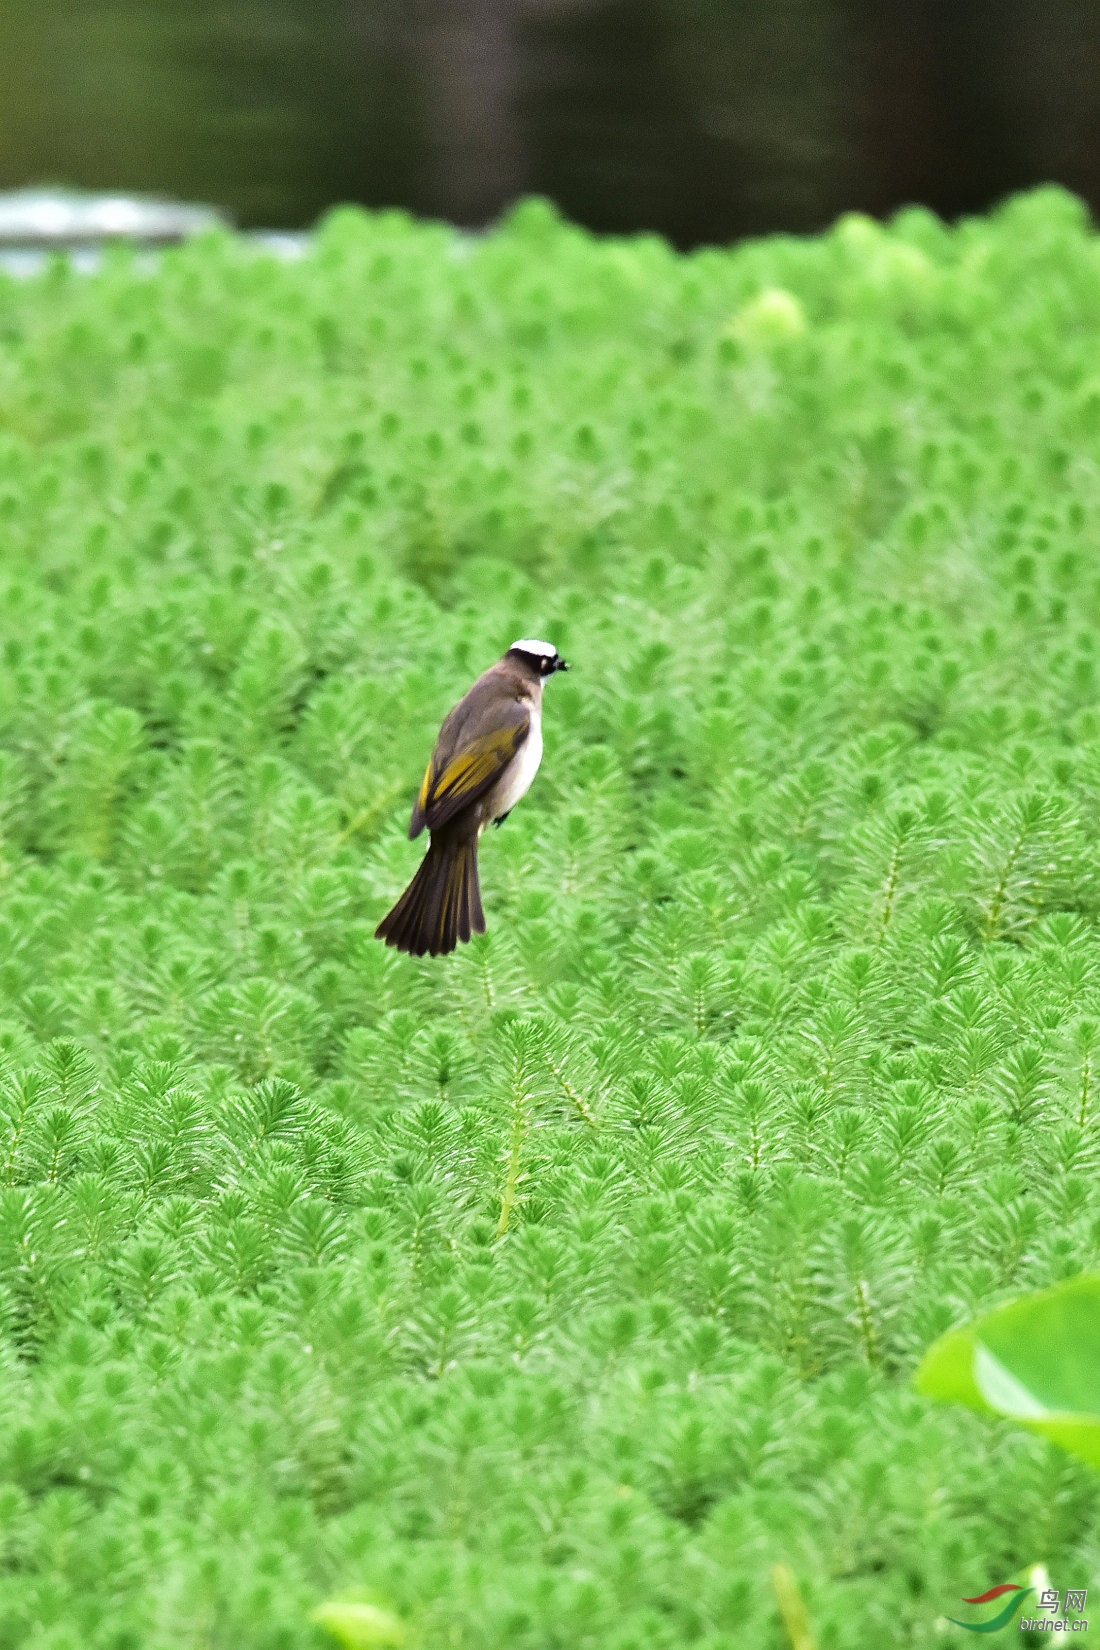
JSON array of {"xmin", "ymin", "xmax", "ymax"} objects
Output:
[{"xmin": 915, "ymin": 1274, "xmax": 1100, "ymax": 1468}]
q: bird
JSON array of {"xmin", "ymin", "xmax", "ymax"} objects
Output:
[{"xmin": 375, "ymin": 638, "xmax": 569, "ymax": 957}]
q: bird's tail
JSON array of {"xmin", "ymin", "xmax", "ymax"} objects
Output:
[{"xmin": 375, "ymin": 835, "xmax": 485, "ymax": 957}]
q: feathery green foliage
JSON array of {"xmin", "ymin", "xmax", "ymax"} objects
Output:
[{"xmin": 1, "ymin": 188, "xmax": 1100, "ymax": 1646}]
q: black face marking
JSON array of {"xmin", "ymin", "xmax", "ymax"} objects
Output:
[{"xmin": 508, "ymin": 647, "xmax": 569, "ymax": 676}]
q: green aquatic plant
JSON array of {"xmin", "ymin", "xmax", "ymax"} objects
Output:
[{"xmin": 0, "ymin": 188, "xmax": 1099, "ymax": 1646}]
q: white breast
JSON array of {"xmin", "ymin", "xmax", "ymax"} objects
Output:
[{"xmin": 485, "ymin": 706, "xmax": 543, "ymax": 822}]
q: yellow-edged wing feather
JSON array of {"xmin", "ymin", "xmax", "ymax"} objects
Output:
[
  {"xmin": 416, "ymin": 760, "xmax": 433, "ymax": 815},
  {"xmin": 409, "ymin": 714, "xmax": 529, "ymax": 837}
]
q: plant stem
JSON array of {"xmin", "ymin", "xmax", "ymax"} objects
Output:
[{"xmin": 771, "ymin": 1564, "xmax": 817, "ymax": 1650}]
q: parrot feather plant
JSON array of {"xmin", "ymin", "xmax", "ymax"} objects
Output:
[{"xmin": 0, "ymin": 187, "xmax": 1098, "ymax": 1647}]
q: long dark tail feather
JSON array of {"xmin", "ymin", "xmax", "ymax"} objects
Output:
[{"xmin": 375, "ymin": 836, "xmax": 485, "ymax": 956}]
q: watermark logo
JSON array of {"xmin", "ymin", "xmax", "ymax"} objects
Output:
[
  {"xmin": 948, "ymin": 1584, "xmax": 1088, "ymax": 1634},
  {"xmin": 949, "ymin": 1585, "xmax": 1032, "ymax": 1634}
]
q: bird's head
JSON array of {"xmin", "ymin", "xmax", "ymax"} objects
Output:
[{"xmin": 507, "ymin": 638, "xmax": 570, "ymax": 677}]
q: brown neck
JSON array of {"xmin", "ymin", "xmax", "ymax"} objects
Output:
[{"xmin": 503, "ymin": 650, "xmax": 545, "ymax": 686}]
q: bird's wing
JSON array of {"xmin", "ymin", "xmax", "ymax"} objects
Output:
[{"xmin": 410, "ymin": 704, "xmax": 530, "ymax": 837}]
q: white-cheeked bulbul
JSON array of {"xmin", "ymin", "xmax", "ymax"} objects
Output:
[{"xmin": 375, "ymin": 639, "xmax": 568, "ymax": 956}]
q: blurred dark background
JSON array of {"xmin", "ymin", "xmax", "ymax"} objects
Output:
[{"xmin": 2, "ymin": 0, "xmax": 1100, "ymax": 245}]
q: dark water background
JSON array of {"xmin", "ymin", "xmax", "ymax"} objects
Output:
[{"xmin": 3, "ymin": 0, "xmax": 1100, "ymax": 244}]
